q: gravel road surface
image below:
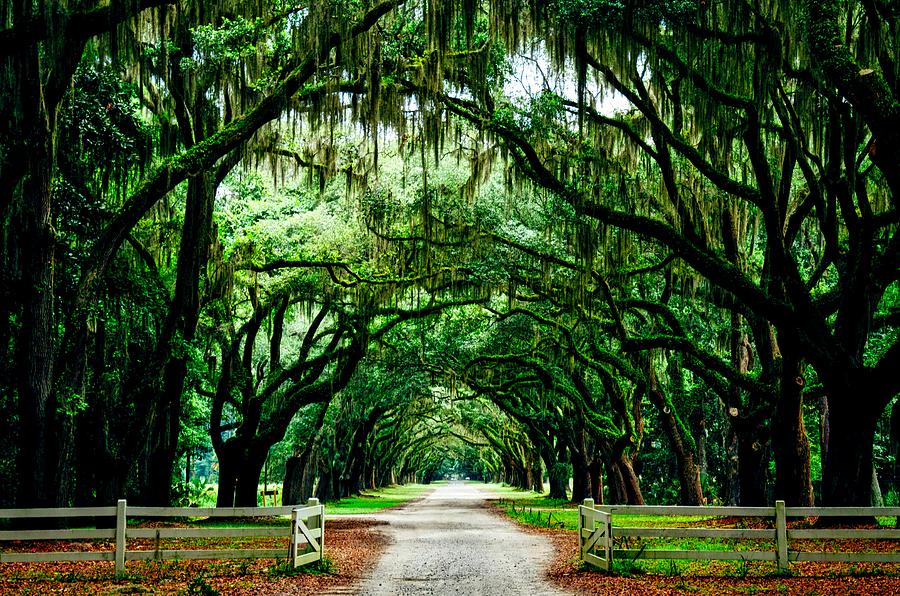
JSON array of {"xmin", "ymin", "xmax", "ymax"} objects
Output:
[{"xmin": 354, "ymin": 481, "xmax": 570, "ymax": 595}]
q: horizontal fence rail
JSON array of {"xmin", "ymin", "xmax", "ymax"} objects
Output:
[
  {"xmin": 0, "ymin": 499, "xmax": 324, "ymax": 575},
  {"xmin": 578, "ymin": 500, "xmax": 900, "ymax": 572}
]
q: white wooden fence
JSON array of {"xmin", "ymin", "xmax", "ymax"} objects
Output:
[
  {"xmin": 0, "ymin": 499, "xmax": 324, "ymax": 576},
  {"xmin": 579, "ymin": 499, "xmax": 900, "ymax": 572}
]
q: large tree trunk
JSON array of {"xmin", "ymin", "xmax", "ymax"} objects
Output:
[
  {"xmin": 820, "ymin": 395, "xmax": 830, "ymax": 491},
  {"xmin": 342, "ymin": 409, "xmax": 384, "ymax": 496},
  {"xmin": 871, "ymin": 464, "xmax": 884, "ymax": 507},
  {"xmin": 282, "ymin": 456, "xmax": 306, "ymax": 505},
  {"xmin": 511, "ymin": 459, "xmax": 528, "ymax": 489},
  {"xmin": 616, "ymin": 453, "xmax": 644, "ymax": 505},
  {"xmin": 233, "ymin": 444, "xmax": 269, "ymax": 507},
  {"xmin": 588, "ymin": 457, "xmax": 604, "ymax": 504},
  {"xmin": 331, "ymin": 466, "xmax": 342, "ymax": 500},
  {"xmin": 692, "ymin": 407, "xmax": 709, "ymax": 481},
  {"xmin": 12, "ymin": 4, "xmax": 99, "ymax": 510},
  {"xmin": 647, "ymin": 376, "xmax": 704, "ymax": 505},
  {"xmin": 605, "ymin": 458, "xmax": 626, "ymax": 504},
  {"xmin": 315, "ymin": 465, "xmax": 334, "ymax": 503},
  {"xmin": 147, "ymin": 170, "xmax": 216, "ymax": 506},
  {"xmin": 724, "ymin": 424, "xmax": 741, "ymax": 505},
  {"xmin": 343, "ymin": 451, "xmax": 366, "ymax": 496},
  {"xmin": 548, "ymin": 463, "xmax": 568, "ymax": 499},
  {"xmin": 771, "ymin": 351, "xmax": 814, "ymax": 506},
  {"xmin": 569, "ymin": 437, "xmax": 591, "ymax": 502},
  {"xmin": 822, "ymin": 397, "xmax": 880, "ymax": 506},
  {"xmin": 528, "ymin": 447, "xmax": 543, "ymax": 493},
  {"xmin": 547, "ymin": 443, "xmax": 569, "ymax": 500},
  {"xmin": 216, "ymin": 438, "xmax": 268, "ymax": 508},
  {"xmin": 283, "ymin": 408, "xmax": 327, "ymax": 505},
  {"xmin": 367, "ymin": 462, "xmax": 378, "ymax": 490},
  {"xmin": 16, "ymin": 74, "xmax": 56, "ymax": 508},
  {"xmin": 671, "ymin": 432, "xmax": 704, "ymax": 506},
  {"xmin": 143, "ymin": 23, "xmax": 223, "ymax": 503},
  {"xmin": 736, "ymin": 425, "xmax": 769, "ymax": 506},
  {"xmin": 216, "ymin": 446, "xmax": 239, "ymax": 508}
]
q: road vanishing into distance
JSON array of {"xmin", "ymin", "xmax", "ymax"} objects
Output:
[{"xmin": 342, "ymin": 482, "xmax": 569, "ymax": 595}]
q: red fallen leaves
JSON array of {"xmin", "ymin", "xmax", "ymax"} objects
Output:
[
  {"xmin": 484, "ymin": 504, "xmax": 900, "ymax": 594},
  {"xmin": 540, "ymin": 530, "xmax": 900, "ymax": 595},
  {"xmin": 534, "ymin": 523, "xmax": 900, "ymax": 595},
  {"xmin": 5, "ymin": 511, "xmax": 900, "ymax": 594},
  {"xmin": 0, "ymin": 518, "xmax": 389, "ymax": 595}
]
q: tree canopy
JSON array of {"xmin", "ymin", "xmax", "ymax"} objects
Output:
[{"xmin": 0, "ymin": 0, "xmax": 897, "ymax": 510}]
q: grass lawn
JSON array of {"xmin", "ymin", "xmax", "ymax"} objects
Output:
[
  {"xmin": 481, "ymin": 482, "xmax": 580, "ymax": 529},
  {"xmin": 151, "ymin": 483, "xmax": 435, "ymax": 526},
  {"xmin": 485, "ymin": 483, "xmax": 900, "ymax": 579},
  {"xmin": 326, "ymin": 483, "xmax": 435, "ymax": 514},
  {"xmin": 484, "ymin": 483, "xmax": 731, "ymax": 530},
  {"xmin": 483, "ymin": 483, "xmax": 777, "ymax": 573}
]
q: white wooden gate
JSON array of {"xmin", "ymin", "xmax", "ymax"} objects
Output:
[
  {"xmin": 290, "ymin": 498, "xmax": 325, "ymax": 567},
  {"xmin": 578, "ymin": 498, "xmax": 612, "ymax": 571}
]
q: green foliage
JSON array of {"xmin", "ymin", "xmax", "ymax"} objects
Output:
[
  {"xmin": 548, "ymin": 0, "xmax": 626, "ymax": 27},
  {"xmin": 382, "ymin": 10, "xmax": 427, "ymax": 63},
  {"xmin": 186, "ymin": 574, "xmax": 219, "ymax": 596},
  {"xmin": 612, "ymin": 556, "xmax": 645, "ymax": 577},
  {"xmin": 188, "ymin": 17, "xmax": 266, "ymax": 69},
  {"xmin": 268, "ymin": 555, "xmax": 336, "ymax": 577},
  {"xmin": 57, "ymin": 67, "xmax": 153, "ymax": 186},
  {"xmin": 173, "ymin": 478, "xmax": 217, "ymax": 507},
  {"xmin": 493, "ymin": 90, "xmax": 568, "ymax": 139},
  {"xmin": 3, "ymin": 0, "xmax": 898, "ymax": 521}
]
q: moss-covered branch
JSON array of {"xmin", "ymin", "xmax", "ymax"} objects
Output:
[
  {"xmin": 0, "ymin": 0, "xmax": 175, "ymax": 57},
  {"xmin": 73, "ymin": 0, "xmax": 402, "ymax": 310}
]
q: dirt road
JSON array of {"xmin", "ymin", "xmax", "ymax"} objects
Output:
[{"xmin": 355, "ymin": 482, "xmax": 569, "ymax": 595}]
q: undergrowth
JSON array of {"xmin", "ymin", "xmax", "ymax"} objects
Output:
[{"xmin": 268, "ymin": 555, "xmax": 336, "ymax": 577}]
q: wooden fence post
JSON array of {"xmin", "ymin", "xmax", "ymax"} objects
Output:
[
  {"xmin": 290, "ymin": 506, "xmax": 300, "ymax": 566},
  {"xmin": 307, "ymin": 498, "xmax": 322, "ymax": 563},
  {"xmin": 775, "ymin": 500, "xmax": 788, "ymax": 573},
  {"xmin": 291, "ymin": 498, "xmax": 323, "ymax": 568},
  {"xmin": 580, "ymin": 498, "xmax": 594, "ymax": 562},
  {"xmin": 603, "ymin": 509, "xmax": 613, "ymax": 570},
  {"xmin": 115, "ymin": 499, "xmax": 126, "ymax": 577}
]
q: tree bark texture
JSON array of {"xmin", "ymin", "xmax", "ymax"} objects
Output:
[
  {"xmin": 647, "ymin": 377, "xmax": 704, "ymax": 505},
  {"xmin": 771, "ymin": 353, "xmax": 814, "ymax": 506},
  {"xmin": 823, "ymin": 398, "xmax": 880, "ymax": 507},
  {"xmin": 736, "ymin": 425, "xmax": 769, "ymax": 506},
  {"xmin": 16, "ymin": 42, "xmax": 57, "ymax": 508}
]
